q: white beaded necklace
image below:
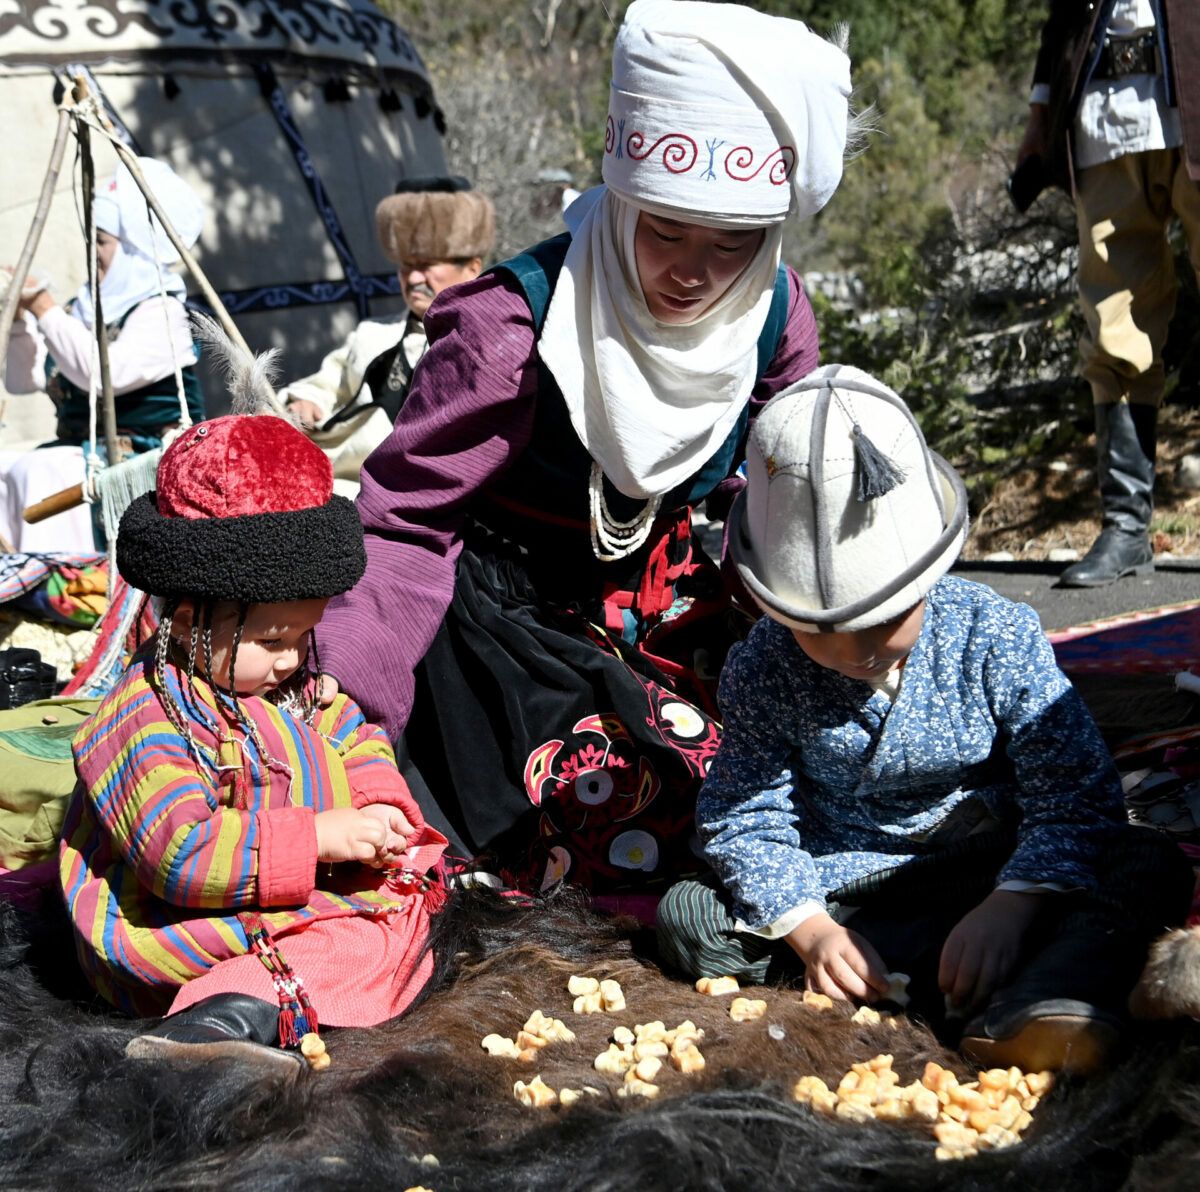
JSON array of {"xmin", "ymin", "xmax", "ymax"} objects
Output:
[{"xmin": 588, "ymin": 460, "xmax": 663, "ymax": 562}]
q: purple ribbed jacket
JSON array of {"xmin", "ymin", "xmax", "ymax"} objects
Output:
[{"xmin": 316, "ymin": 265, "xmax": 819, "ymax": 737}]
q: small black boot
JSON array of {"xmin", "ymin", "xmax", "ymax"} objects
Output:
[
  {"xmin": 1058, "ymin": 402, "xmax": 1157, "ymax": 587},
  {"xmin": 125, "ymin": 993, "xmax": 302, "ymax": 1072}
]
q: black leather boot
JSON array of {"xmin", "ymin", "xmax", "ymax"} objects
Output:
[
  {"xmin": 1058, "ymin": 402, "xmax": 1156, "ymax": 587},
  {"xmin": 125, "ymin": 993, "xmax": 302, "ymax": 1072}
]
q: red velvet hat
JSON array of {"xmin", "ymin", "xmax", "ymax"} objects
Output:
[{"xmin": 117, "ymin": 415, "xmax": 366, "ymax": 603}]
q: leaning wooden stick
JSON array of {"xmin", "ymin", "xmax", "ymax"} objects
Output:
[
  {"xmin": 0, "ymin": 102, "xmax": 72, "ymax": 385},
  {"xmin": 77, "ymin": 107, "xmax": 122, "ymax": 467}
]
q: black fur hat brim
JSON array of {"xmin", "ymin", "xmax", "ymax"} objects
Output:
[{"xmin": 117, "ymin": 492, "xmax": 367, "ymax": 604}]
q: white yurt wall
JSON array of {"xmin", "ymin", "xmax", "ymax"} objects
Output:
[{"xmin": 0, "ymin": 0, "xmax": 448, "ymax": 447}]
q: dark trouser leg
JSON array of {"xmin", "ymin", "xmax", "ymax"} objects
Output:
[
  {"xmin": 656, "ymin": 878, "xmax": 803, "ymax": 985},
  {"xmin": 1058, "ymin": 401, "xmax": 1157, "ymax": 587},
  {"xmin": 125, "ymin": 993, "xmax": 302, "ymax": 1072},
  {"xmin": 961, "ymin": 827, "xmax": 1194, "ymax": 1073}
]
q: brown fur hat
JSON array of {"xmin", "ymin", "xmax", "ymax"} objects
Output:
[{"xmin": 376, "ymin": 176, "xmax": 495, "ymax": 263}]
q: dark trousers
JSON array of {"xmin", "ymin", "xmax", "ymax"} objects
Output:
[{"xmin": 657, "ymin": 827, "xmax": 1194, "ymax": 1034}]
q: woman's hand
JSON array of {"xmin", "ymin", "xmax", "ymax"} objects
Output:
[
  {"xmin": 359, "ymin": 801, "xmax": 415, "ymax": 866},
  {"xmin": 939, "ymin": 889, "xmax": 1044, "ymax": 1014},
  {"xmin": 288, "ymin": 398, "xmax": 325, "ymax": 430},
  {"xmin": 314, "ymin": 806, "xmax": 386, "ymax": 863},
  {"xmin": 787, "ymin": 911, "xmax": 890, "ymax": 1003},
  {"xmin": 2, "ymin": 268, "xmax": 53, "ymax": 317}
]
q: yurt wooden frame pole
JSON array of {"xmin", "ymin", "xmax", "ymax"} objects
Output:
[{"xmin": 0, "ymin": 103, "xmax": 72, "ymax": 389}]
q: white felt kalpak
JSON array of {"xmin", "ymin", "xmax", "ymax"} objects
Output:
[
  {"xmin": 603, "ymin": 0, "xmax": 851, "ymax": 225},
  {"xmin": 729, "ymin": 365, "xmax": 969, "ymax": 633}
]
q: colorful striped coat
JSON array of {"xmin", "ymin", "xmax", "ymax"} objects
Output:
[{"xmin": 60, "ymin": 647, "xmax": 444, "ymax": 1016}]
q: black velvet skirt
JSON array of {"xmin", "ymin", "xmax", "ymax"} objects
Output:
[{"xmin": 402, "ymin": 525, "xmax": 742, "ymax": 896}]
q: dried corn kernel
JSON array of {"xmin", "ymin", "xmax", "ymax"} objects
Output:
[
  {"xmin": 594, "ymin": 1044, "xmax": 635, "ymax": 1075},
  {"xmin": 481, "ymin": 1033, "xmax": 520, "ymax": 1058},
  {"xmin": 612, "ymin": 1025, "xmax": 635, "ymax": 1045},
  {"xmin": 633, "ymin": 1040, "xmax": 669, "ymax": 1061},
  {"xmin": 599, "ymin": 979, "xmax": 626, "ymax": 1012},
  {"xmin": 729, "ymin": 997, "xmax": 767, "ymax": 1022},
  {"xmin": 617, "ymin": 1079, "xmax": 660, "ymax": 1099},
  {"xmin": 634, "ymin": 1021, "xmax": 667, "ymax": 1042},
  {"xmin": 513, "ymin": 1075, "xmax": 557, "ymax": 1108},
  {"xmin": 882, "ymin": 971, "xmax": 911, "ymax": 1008},
  {"xmin": 671, "ymin": 1044, "xmax": 706, "ymax": 1075},
  {"xmin": 695, "ymin": 975, "xmax": 740, "ymax": 996},
  {"xmin": 299, "ymin": 1033, "xmax": 326, "ymax": 1059},
  {"xmin": 573, "ymin": 991, "xmax": 603, "ymax": 1014},
  {"xmin": 801, "ymin": 990, "xmax": 834, "ymax": 1010},
  {"xmin": 523, "ymin": 1010, "xmax": 576, "ymax": 1043},
  {"xmin": 567, "ymin": 975, "xmax": 600, "ymax": 997},
  {"xmin": 632, "ymin": 1056, "xmax": 663, "ymax": 1083}
]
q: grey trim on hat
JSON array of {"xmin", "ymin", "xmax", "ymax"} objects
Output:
[
  {"xmin": 729, "ymin": 451, "xmax": 968, "ymax": 630},
  {"xmin": 810, "ymin": 381, "xmax": 834, "ymax": 614}
]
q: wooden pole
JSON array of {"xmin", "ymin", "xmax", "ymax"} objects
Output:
[
  {"xmin": 76, "ymin": 111, "xmax": 122, "ymax": 466},
  {"xmin": 0, "ymin": 104, "xmax": 72, "ymax": 385}
]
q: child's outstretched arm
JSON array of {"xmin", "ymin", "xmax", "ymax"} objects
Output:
[{"xmin": 699, "ymin": 623, "xmax": 888, "ymax": 1000}]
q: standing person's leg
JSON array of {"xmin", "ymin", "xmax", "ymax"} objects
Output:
[{"xmin": 1060, "ymin": 150, "xmax": 1176, "ymax": 587}]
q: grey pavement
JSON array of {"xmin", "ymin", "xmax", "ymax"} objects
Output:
[{"xmin": 950, "ymin": 555, "xmax": 1200, "ymax": 631}]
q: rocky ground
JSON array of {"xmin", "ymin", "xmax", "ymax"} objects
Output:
[{"xmin": 962, "ymin": 403, "xmax": 1200, "ymax": 562}]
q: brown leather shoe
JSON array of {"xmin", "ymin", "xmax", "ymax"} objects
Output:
[{"xmin": 959, "ymin": 999, "xmax": 1123, "ymax": 1076}]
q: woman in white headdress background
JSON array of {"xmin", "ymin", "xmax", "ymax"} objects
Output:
[
  {"xmin": 1, "ymin": 157, "xmax": 206, "ymax": 551},
  {"xmin": 315, "ymin": 0, "xmax": 860, "ymax": 902}
]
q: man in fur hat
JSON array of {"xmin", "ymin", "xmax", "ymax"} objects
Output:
[{"xmin": 281, "ymin": 176, "xmax": 495, "ymax": 490}]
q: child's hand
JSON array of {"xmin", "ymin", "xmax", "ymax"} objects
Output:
[
  {"xmin": 938, "ymin": 889, "xmax": 1043, "ymax": 1013},
  {"xmin": 314, "ymin": 807, "xmax": 387, "ymax": 863},
  {"xmin": 787, "ymin": 912, "xmax": 889, "ymax": 1003},
  {"xmin": 358, "ymin": 801, "xmax": 415, "ymax": 866}
]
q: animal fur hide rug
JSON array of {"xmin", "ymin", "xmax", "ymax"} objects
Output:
[{"xmin": 0, "ymin": 886, "xmax": 1197, "ymax": 1192}]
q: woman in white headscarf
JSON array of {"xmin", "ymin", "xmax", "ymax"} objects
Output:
[
  {"xmin": 4, "ymin": 157, "xmax": 207, "ymax": 454},
  {"xmin": 316, "ymin": 0, "xmax": 858, "ymax": 902},
  {"xmin": 1, "ymin": 157, "xmax": 207, "ymax": 550}
]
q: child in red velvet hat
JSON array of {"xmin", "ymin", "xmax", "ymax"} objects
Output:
[{"xmin": 58, "ymin": 357, "xmax": 447, "ymax": 1072}]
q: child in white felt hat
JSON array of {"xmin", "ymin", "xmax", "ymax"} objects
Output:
[{"xmin": 656, "ymin": 364, "xmax": 1192, "ymax": 1074}]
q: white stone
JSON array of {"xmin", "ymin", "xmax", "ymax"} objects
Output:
[
  {"xmin": 1048, "ymin": 548, "xmax": 1080, "ymax": 563},
  {"xmin": 1175, "ymin": 454, "xmax": 1200, "ymax": 490},
  {"xmin": 984, "ymin": 551, "xmax": 1015, "ymax": 563}
]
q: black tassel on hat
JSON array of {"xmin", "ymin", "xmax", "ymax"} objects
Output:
[{"xmin": 851, "ymin": 422, "xmax": 906, "ymax": 501}]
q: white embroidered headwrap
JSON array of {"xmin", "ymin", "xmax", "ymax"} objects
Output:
[
  {"xmin": 74, "ymin": 157, "xmax": 205, "ymax": 327},
  {"xmin": 604, "ymin": 0, "xmax": 851, "ymax": 225},
  {"xmin": 539, "ymin": 0, "xmax": 851, "ymax": 502},
  {"xmin": 542, "ymin": 187, "xmax": 781, "ymax": 501}
]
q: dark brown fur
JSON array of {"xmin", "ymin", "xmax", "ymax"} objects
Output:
[{"xmin": 2, "ymin": 886, "xmax": 1200, "ymax": 1191}]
